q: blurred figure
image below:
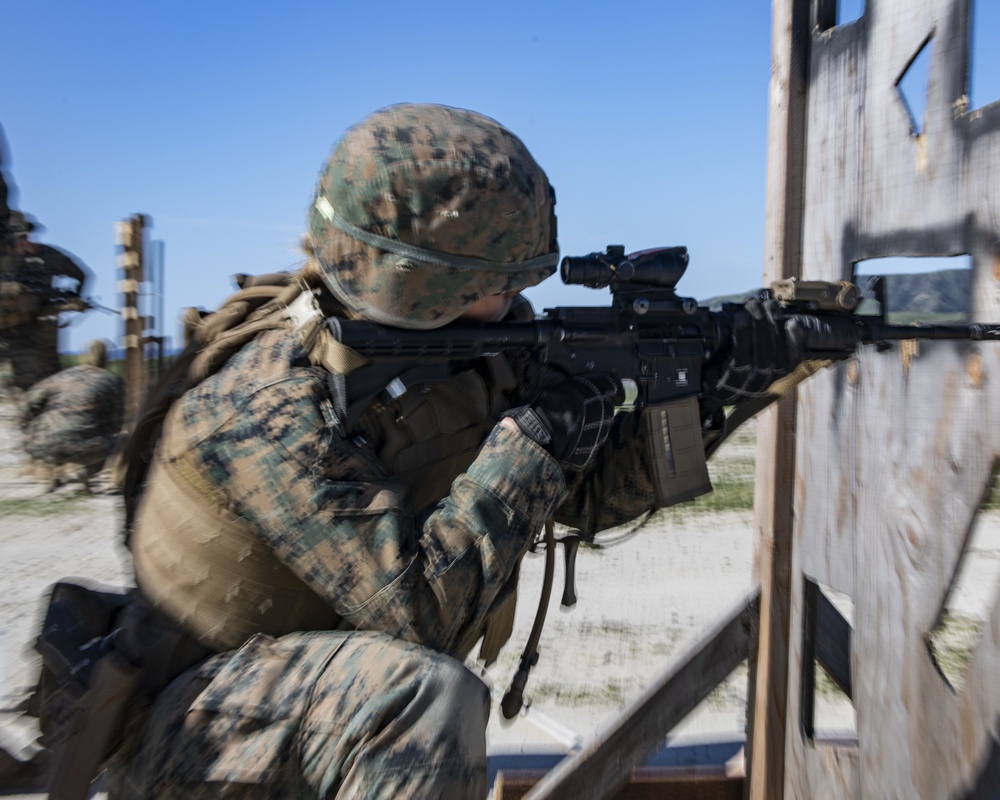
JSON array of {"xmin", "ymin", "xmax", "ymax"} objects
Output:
[
  {"xmin": 0, "ymin": 123, "xmax": 92, "ymax": 394},
  {"xmin": 0, "ymin": 122, "xmax": 18, "ymax": 246},
  {"xmin": 0, "ymin": 240, "xmax": 92, "ymax": 392},
  {"xmin": 20, "ymin": 339, "xmax": 124, "ymax": 493}
]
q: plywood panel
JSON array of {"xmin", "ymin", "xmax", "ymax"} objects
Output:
[{"xmin": 771, "ymin": 0, "xmax": 1000, "ymax": 796}]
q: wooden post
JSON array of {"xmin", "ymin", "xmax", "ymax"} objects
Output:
[
  {"xmin": 745, "ymin": 1, "xmax": 812, "ymax": 797},
  {"xmin": 523, "ymin": 590, "xmax": 759, "ymax": 800},
  {"xmin": 115, "ymin": 214, "xmax": 148, "ymax": 428},
  {"xmin": 746, "ymin": 1, "xmax": 1000, "ymax": 796}
]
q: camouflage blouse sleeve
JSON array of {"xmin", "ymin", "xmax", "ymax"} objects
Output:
[{"xmin": 186, "ymin": 351, "xmax": 567, "ymax": 656}]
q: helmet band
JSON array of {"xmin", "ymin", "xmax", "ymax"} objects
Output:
[{"xmin": 315, "ymin": 196, "xmax": 559, "ymax": 274}]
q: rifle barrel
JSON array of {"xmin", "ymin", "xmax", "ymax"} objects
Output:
[{"xmin": 861, "ymin": 321, "xmax": 1000, "ymax": 342}]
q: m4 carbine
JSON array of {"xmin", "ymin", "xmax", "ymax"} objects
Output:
[{"xmin": 329, "ymin": 244, "xmax": 1000, "ymax": 509}]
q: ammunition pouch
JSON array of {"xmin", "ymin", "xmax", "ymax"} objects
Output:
[{"xmin": 28, "ymin": 580, "xmax": 212, "ymax": 800}]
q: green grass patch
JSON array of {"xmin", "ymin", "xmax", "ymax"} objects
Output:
[
  {"xmin": 60, "ymin": 355, "xmax": 127, "ymax": 377},
  {"xmin": 983, "ymin": 470, "xmax": 1000, "ymax": 511},
  {"xmin": 928, "ymin": 611, "xmax": 981, "ymax": 690},
  {"xmin": 683, "ymin": 477, "xmax": 755, "ymax": 514},
  {"xmin": 529, "ymin": 679, "xmax": 630, "ymax": 707},
  {"xmin": 0, "ymin": 494, "xmax": 91, "ymax": 517},
  {"xmin": 658, "ymin": 421, "xmax": 758, "ymax": 516},
  {"xmin": 886, "ymin": 311, "xmax": 967, "ymax": 325}
]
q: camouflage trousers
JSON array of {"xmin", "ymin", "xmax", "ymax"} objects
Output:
[
  {"xmin": 105, "ymin": 630, "xmax": 490, "ymax": 799},
  {"xmin": 21, "ymin": 417, "xmax": 115, "ymax": 474}
]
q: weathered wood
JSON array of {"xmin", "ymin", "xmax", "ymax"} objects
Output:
[
  {"xmin": 523, "ymin": 588, "xmax": 759, "ymax": 800},
  {"xmin": 495, "ymin": 768, "xmax": 743, "ymax": 800},
  {"xmin": 779, "ymin": 0, "xmax": 1000, "ymax": 797},
  {"xmin": 745, "ymin": 1, "xmax": 812, "ymax": 798}
]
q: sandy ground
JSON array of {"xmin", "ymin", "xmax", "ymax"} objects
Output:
[{"xmin": 0, "ymin": 402, "xmax": 842, "ymax": 796}]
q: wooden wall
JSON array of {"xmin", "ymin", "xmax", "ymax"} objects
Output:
[{"xmin": 757, "ymin": 0, "xmax": 1000, "ymax": 797}]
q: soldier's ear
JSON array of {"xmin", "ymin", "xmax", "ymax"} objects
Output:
[{"xmin": 507, "ymin": 294, "xmax": 536, "ymax": 322}]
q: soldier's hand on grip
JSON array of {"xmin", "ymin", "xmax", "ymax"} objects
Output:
[
  {"xmin": 704, "ymin": 297, "xmax": 804, "ymax": 407},
  {"xmin": 506, "ymin": 374, "xmax": 624, "ymax": 470},
  {"xmin": 704, "ymin": 297, "xmax": 860, "ymax": 409},
  {"xmin": 783, "ymin": 313, "xmax": 859, "ymax": 354}
]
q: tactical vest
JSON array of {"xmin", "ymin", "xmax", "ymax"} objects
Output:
[
  {"xmin": 128, "ymin": 270, "xmax": 522, "ymax": 659},
  {"xmin": 354, "ymin": 361, "xmax": 514, "ymax": 513}
]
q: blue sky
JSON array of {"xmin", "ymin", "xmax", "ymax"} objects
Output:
[{"xmin": 2, "ymin": 1, "xmax": 997, "ymax": 351}]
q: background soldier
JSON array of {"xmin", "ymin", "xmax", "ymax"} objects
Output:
[
  {"xmin": 20, "ymin": 339, "xmax": 124, "ymax": 493},
  {"xmin": 98, "ymin": 104, "xmax": 808, "ymax": 798},
  {"xmin": 0, "ymin": 123, "xmax": 92, "ymax": 395},
  {"xmin": 0, "ymin": 123, "xmax": 16, "ymax": 246}
]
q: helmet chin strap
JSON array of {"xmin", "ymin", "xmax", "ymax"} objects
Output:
[{"xmin": 314, "ymin": 196, "xmax": 559, "ymax": 274}]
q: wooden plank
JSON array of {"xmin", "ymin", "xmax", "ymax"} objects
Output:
[
  {"xmin": 496, "ymin": 768, "xmax": 743, "ymax": 800},
  {"xmin": 522, "ymin": 588, "xmax": 759, "ymax": 800},
  {"xmin": 786, "ymin": 0, "xmax": 1000, "ymax": 797},
  {"xmin": 745, "ymin": 1, "xmax": 812, "ymax": 798}
]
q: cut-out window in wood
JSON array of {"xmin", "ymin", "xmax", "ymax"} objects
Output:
[
  {"xmin": 970, "ymin": 2, "xmax": 1000, "ymax": 112},
  {"xmin": 896, "ymin": 36, "xmax": 935, "ymax": 136},
  {"xmin": 815, "ymin": 0, "xmax": 864, "ymax": 32},
  {"xmin": 927, "ymin": 462, "xmax": 1000, "ymax": 693},
  {"xmin": 801, "ymin": 578, "xmax": 857, "ymax": 742},
  {"xmin": 853, "ymin": 255, "xmax": 973, "ymax": 324},
  {"xmin": 836, "ymin": 0, "xmax": 865, "ymax": 27}
]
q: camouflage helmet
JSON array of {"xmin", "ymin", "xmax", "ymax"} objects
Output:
[{"xmin": 308, "ymin": 103, "xmax": 558, "ymax": 329}]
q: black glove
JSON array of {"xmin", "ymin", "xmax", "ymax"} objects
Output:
[
  {"xmin": 784, "ymin": 313, "xmax": 859, "ymax": 354},
  {"xmin": 704, "ymin": 296, "xmax": 860, "ymax": 409},
  {"xmin": 506, "ymin": 373, "xmax": 624, "ymax": 470},
  {"xmin": 704, "ymin": 297, "xmax": 798, "ymax": 407}
]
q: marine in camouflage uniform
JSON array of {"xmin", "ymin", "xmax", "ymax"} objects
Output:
[
  {"xmin": 20, "ymin": 339, "xmax": 124, "ymax": 491},
  {"xmin": 0, "ymin": 124, "xmax": 92, "ymax": 392},
  {"xmin": 105, "ymin": 105, "xmax": 802, "ymax": 799},
  {"xmin": 1, "ymin": 241, "xmax": 91, "ymax": 391},
  {"xmin": 0, "ymin": 122, "xmax": 20, "ymax": 248}
]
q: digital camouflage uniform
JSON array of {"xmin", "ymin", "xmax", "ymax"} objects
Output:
[
  {"xmin": 107, "ymin": 105, "xmax": 661, "ymax": 799},
  {"xmin": 20, "ymin": 341, "xmax": 124, "ymax": 488},
  {"xmin": 109, "ymin": 327, "xmax": 659, "ymax": 799}
]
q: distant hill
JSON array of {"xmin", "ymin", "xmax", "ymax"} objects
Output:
[
  {"xmin": 702, "ymin": 269, "xmax": 970, "ymax": 316},
  {"xmin": 857, "ymin": 269, "xmax": 969, "ymax": 315}
]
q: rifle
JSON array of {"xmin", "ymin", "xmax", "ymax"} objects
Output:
[{"xmin": 329, "ymin": 244, "xmax": 1000, "ymax": 509}]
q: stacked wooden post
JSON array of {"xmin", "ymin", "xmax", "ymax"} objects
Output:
[{"xmin": 115, "ymin": 214, "xmax": 149, "ymax": 428}]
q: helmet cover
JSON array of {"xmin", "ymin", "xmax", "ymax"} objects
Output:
[{"xmin": 309, "ymin": 103, "xmax": 558, "ymax": 329}]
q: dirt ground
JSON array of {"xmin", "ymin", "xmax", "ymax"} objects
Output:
[{"xmin": 0, "ymin": 400, "xmax": 818, "ymax": 796}]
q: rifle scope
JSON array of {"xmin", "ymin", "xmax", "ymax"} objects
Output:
[{"xmin": 561, "ymin": 245, "xmax": 689, "ymax": 290}]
